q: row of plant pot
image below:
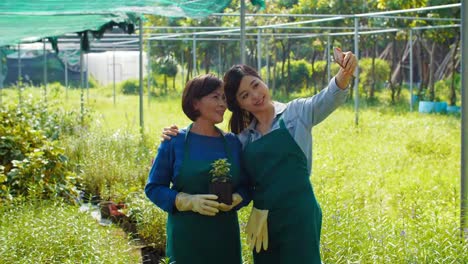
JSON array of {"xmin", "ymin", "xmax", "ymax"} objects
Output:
[{"xmin": 418, "ymin": 100, "xmax": 461, "ymax": 114}]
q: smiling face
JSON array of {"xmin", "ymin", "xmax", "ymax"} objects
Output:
[
  {"xmin": 194, "ymin": 87, "xmax": 227, "ymax": 124},
  {"xmin": 235, "ymin": 75, "xmax": 271, "ymax": 114}
]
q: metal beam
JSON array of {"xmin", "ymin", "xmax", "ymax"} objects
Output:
[
  {"xmin": 240, "ymin": 0, "xmax": 246, "ymax": 64},
  {"xmin": 409, "ymin": 29, "xmax": 414, "ymax": 112},
  {"xmin": 354, "ymin": 17, "xmax": 360, "ymax": 126},
  {"xmin": 461, "ymin": 0, "xmax": 468, "ymax": 238},
  {"xmin": 139, "ymin": 16, "xmax": 144, "ymax": 133}
]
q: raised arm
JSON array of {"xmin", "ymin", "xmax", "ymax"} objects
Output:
[{"xmin": 291, "ymin": 50, "xmax": 357, "ymax": 129}]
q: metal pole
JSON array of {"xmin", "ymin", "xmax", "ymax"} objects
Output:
[
  {"xmin": 266, "ymin": 40, "xmax": 269, "ymax": 86},
  {"xmin": 354, "ymin": 17, "xmax": 360, "ymax": 126},
  {"xmin": 257, "ymin": 29, "xmax": 262, "ymax": 71},
  {"xmin": 461, "ymin": 0, "xmax": 468, "ymax": 238},
  {"xmin": 409, "ymin": 29, "xmax": 414, "ymax": 111},
  {"xmin": 64, "ymin": 52, "xmax": 68, "ymax": 100},
  {"xmin": 192, "ymin": 35, "xmax": 197, "ymax": 77},
  {"xmin": 181, "ymin": 49, "xmax": 184, "ymax": 88},
  {"xmin": 327, "ymin": 35, "xmax": 331, "ymax": 82},
  {"xmin": 113, "ymin": 47, "xmax": 116, "ymax": 106},
  {"xmin": 0, "ymin": 49, "xmax": 2, "ymax": 106},
  {"xmin": 86, "ymin": 53, "xmax": 89, "ymax": 103},
  {"xmin": 18, "ymin": 44, "xmax": 22, "ymax": 105},
  {"xmin": 218, "ymin": 43, "xmax": 222, "ymax": 77},
  {"xmin": 139, "ymin": 16, "xmax": 144, "ymax": 133},
  {"xmin": 43, "ymin": 39, "xmax": 48, "ymax": 104},
  {"xmin": 80, "ymin": 49, "xmax": 84, "ymax": 124},
  {"xmin": 147, "ymin": 40, "xmax": 151, "ymax": 106},
  {"xmin": 240, "ymin": 0, "xmax": 246, "ymax": 64}
]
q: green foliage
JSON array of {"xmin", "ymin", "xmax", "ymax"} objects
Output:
[
  {"xmin": 210, "ymin": 158, "xmax": 231, "ymax": 183},
  {"xmin": 0, "ymin": 101, "xmax": 81, "ymax": 202},
  {"xmin": 434, "ymin": 73, "xmax": 461, "ymax": 105},
  {"xmin": 0, "ymin": 200, "xmax": 140, "ymax": 263},
  {"xmin": 63, "ymin": 128, "xmax": 152, "ymax": 201},
  {"xmin": 358, "ymin": 58, "xmax": 391, "ymax": 96},
  {"xmin": 120, "ymin": 78, "xmax": 141, "ymax": 95},
  {"xmin": 124, "ymin": 192, "xmax": 167, "ymax": 253},
  {"xmin": 314, "ymin": 108, "xmax": 466, "ymax": 263},
  {"xmin": 2, "ymin": 82, "xmax": 466, "ymax": 263},
  {"xmin": 88, "ymin": 74, "xmax": 100, "ymax": 88},
  {"xmin": 270, "ymin": 59, "xmax": 312, "ymax": 92},
  {"xmin": 154, "ymin": 56, "xmax": 178, "ymax": 78}
]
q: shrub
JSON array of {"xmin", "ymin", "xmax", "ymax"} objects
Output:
[
  {"xmin": 434, "ymin": 73, "xmax": 461, "ymax": 105},
  {"xmin": 269, "ymin": 59, "xmax": 312, "ymax": 93},
  {"xmin": 359, "ymin": 58, "xmax": 391, "ymax": 96},
  {"xmin": 120, "ymin": 78, "xmax": 141, "ymax": 95},
  {"xmin": 125, "ymin": 192, "xmax": 167, "ymax": 254},
  {"xmin": 0, "ymin": 103, "xmax": 80, "ymax": 202},
  {"xmin": 63, "ymin": 128, "xmax": 152, "ymax": 201}
]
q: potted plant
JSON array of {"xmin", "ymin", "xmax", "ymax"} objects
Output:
[{"xmin": 209, "ymin": 158, "xmax": 233, "ymax": 205}]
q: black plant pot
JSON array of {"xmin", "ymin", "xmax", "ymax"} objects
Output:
[{"xmin": 209, "ymin": 181, "xmax": 233, "ymax": 205}]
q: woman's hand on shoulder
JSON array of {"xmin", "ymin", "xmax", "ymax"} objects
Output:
[{"xmin": 160, "ymin": 124, "xmax": 179, "ymax": 142}]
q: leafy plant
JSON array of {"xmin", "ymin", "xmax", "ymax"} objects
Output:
[
  {"xmin": 124, "ymin": 192, "xmax": 167, "ymax": 254},
  {"xmin": 209, "ymin": 158, "xmax": 231, "ymax": 183},
  {"xmin": 0, "ymin": 102, "xmax": 80, "ymax": 202}
]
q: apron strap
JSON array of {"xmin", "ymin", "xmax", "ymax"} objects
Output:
[
  {"xmin": 279, "ymin": 118, "xmax": 286, "ymax": 129},
  {"xmin": 246, "ymin": 116, "xmax": 286, "ymax": 147}
]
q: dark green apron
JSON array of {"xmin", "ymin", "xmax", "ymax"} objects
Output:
[
  {"xmin": 243, "ymin": 119, "xmax": 322, "ymax": 264},
  {"xmin": 166, "ymin": 125, "xmax": 242, "ymax": 264}
]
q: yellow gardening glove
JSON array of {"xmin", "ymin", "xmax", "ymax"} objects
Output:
[
  {"xmin": 175, "ymin": 192, "xmax": 220, "ymax": 216},
  {"xmin": 245, "ymin": 207, "xmax": 269, "ymax": 253},
  {"xmin": 218, "ymin": 193, "xmax": 243, "ymax": 212}
]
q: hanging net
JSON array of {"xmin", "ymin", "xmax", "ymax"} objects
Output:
[{"xmin": 0, "ymin": 0, "xmax": 234, "ymax": 46}]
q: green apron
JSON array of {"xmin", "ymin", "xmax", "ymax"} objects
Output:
[
  {"xmin": 166, "ymin": 125, "xmax": 242, "ymax": 264},
  {"xmin": 243, "ymin": 119, "xmax": 322, "ymax": 264}
]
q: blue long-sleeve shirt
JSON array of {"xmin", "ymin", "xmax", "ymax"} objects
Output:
[{"xmin": 145, "ymin": 128, "xmax": 251, "ymax": 213}]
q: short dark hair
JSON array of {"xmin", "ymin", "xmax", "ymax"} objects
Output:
[{"xmin": 182, "ymin": 74, "xmax": 223, "ymax": 121}]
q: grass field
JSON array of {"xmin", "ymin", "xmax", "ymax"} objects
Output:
[{"xmin": 1, "ymin": 84, "xmax": 466, "ymax": 263}]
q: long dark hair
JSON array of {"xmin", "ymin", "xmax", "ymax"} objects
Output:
[{"xmin": 223, "ymin": 64, "xmax": 262, "ymax": 134}]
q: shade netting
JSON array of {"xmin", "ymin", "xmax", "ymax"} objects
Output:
[{"xmin": 0, "ymin": 0, "xmax": 234, "ymax": 46}]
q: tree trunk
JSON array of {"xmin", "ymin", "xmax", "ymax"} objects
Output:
[
  {"xmin": 390, "ymin": 35, "xmax": 397, "ymax": 103},
  {"xmin": 416, "ymin": 36, "xmax": 425, "ymax": 98},
  {"xmin": 280, "ymin": 40, "xmax": 286, "ymax": 90},
  {"xmin": 164, "ymin": 74, "xmax": 168, "ymax": 94},
  {"xmin": 309, "ymin": 50, "xmax": 314, "ymax": 91},
  {"xmin": 449, "ymin": 37, "xmax": 459, "ymax": 106},
  {"xmin": 286, "ymin": 40, "xmax": 291, "ymax": 94},
  {"xmin": 370, "ymin": 37, "xmax": 376, "ymax": 99},
  {"xmin": 272, "ymin": 41, "xmax": 277, "ymax": 93},
  {"xmin": 427, "ymin": 42, "xmax": 436, "ymax": 101},
  {"xmin": 204, "ymin": 50, "xmax": 210, "ymax": 74},
  {"xmin": 186, "ymin": 49, "xmax": 192, "ymax": 83}
]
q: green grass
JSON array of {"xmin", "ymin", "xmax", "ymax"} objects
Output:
[
  {"xmin": 0, "ymin": 200, "xmax": 141, "ymax": 264},
  {"xmin": 313, "ymin": 108, "xmax": 465, "ymax": 263},
  {"xmin": 1, "ymin": 84, "xmax": 466, "ymax": 263}
]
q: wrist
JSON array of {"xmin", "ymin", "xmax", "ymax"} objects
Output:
[
  {"xmin": 335, "ymin": 70, "xmax": 352, "ymax": 90},
  {"xmin": 233, "ymin": 193, "xmax": 242, "ymax": 206}
]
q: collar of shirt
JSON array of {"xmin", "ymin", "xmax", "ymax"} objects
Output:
[{"xmin": 246, "ymin": 101, "xmax": 287, "ymax": 133}]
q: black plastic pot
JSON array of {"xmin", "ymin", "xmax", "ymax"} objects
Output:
[{"xmin": 209, "ymin": 181, "xmax": 232, "ymax": 205}]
